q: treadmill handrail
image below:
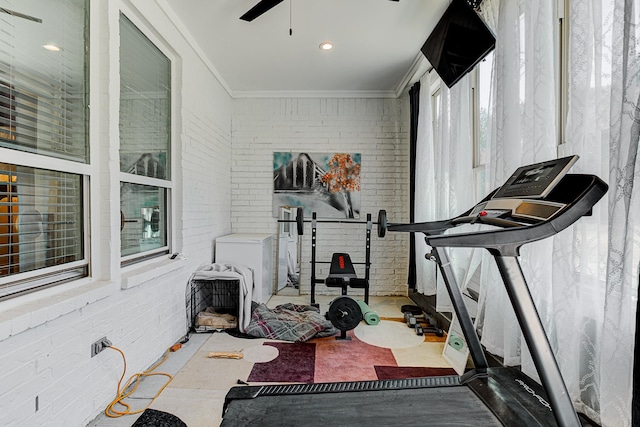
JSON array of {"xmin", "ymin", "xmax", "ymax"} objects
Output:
[
  {"xmin": 451, "ymin": 216, "xmax": 524, "ymax": 228},
  {"xmin": 386, "ymin": 188, "xmax": 500, "ymax": 237},
  {"xmin": 387, "ymin": 219, "xmax": 454, "ymax": 235}
]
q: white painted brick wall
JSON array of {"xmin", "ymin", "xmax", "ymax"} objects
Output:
[
  {"xmin": 231, "ymin": 98, "xmax": 411, "ymax": 298},
  {"xmin": 0, "ymin": 273, "xmax": 191, "ymax": 427}
]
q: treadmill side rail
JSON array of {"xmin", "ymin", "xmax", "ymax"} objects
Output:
[
  {"xmin": 468, "ymin": 367, "xmax": 559, "ymax": 426},
  {"xmin": 494, "ymin": 256, "xmax": 580, "ymax": 427}
]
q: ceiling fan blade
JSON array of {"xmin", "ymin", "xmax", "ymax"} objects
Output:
[{"xmin": 240, "ymin": 0, "xmax": 285, "ymax": 22}]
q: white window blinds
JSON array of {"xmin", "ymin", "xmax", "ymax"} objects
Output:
[{"xmin": 0, "ymin": 0, "xmax": 88, "ymax": 162}]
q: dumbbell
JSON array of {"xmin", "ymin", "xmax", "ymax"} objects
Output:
[
  {"xmin": 407, "ymin": 313, "xmax": 445, "ymax": 337},
  {"xmin": 404, "ymin": 312, "xmax": 418, "ymax": 328}
]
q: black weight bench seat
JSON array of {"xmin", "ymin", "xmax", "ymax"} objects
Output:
[{"xmin": 325, "ymin": 253, "xmax": 369, "ymax": 303}]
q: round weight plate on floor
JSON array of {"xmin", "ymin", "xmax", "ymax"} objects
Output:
[
  {"xmin": 326, "ymin": 296, "xmax": 362, "ymax": 331},
  {"xmin": 401, "ymin": 305, "xmax": 422, "ymax": 315}
]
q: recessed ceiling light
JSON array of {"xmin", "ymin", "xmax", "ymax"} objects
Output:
[
  {"xmin": 43, "ymin": 44, "xmax": 61, "ymax": 52},
  {"xmin": 319, "ymin": 42, "xmax": 333, "ymax": 51}
]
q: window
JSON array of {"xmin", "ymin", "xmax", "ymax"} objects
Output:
[
  {"xmin": 473, "ymin": 51, "xmax": 493, "ymax": 199},
  {"xmin": 0, "ymin": 0, "xmax": 89, "ymax": 299},
  {"xmin": 119, "ymin": 14, "xmax": 171, "ymax": 263},
  {"xmin": 431, "ymin": 86, "xmax": 441, "ymax": 147}
]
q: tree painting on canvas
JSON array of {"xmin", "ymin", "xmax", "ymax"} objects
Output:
[{"xmin": 273, "ymin": 152, "xmax": 361, "ymax": 218}]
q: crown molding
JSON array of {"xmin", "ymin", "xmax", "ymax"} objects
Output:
[
  {"xmin": 232, "ymin": 90, "xmax": 398, "ymax": 99},
  {"xmin": 156, "ymin": 0, "xmax": 234, "ymax": 98},
  {"xmin": 394, "ymin": 53, "xmax": 430, "ymax": 98}
]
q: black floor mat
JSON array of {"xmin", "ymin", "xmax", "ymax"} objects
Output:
[{"xmin": 132, "ymin": 409, "xmax": 187, "ymax": 427}]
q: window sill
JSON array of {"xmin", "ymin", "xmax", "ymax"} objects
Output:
[
  {"xmin": 0, "ymin": 279, "xmax": 112, "ymax": 342},
  {"xmin": 0, "ymin": 257, "xmax": 188, "ymax": 341},
  {"xmin": 120, "ymin": 255, "xmax": 186, "ymax": 290}
]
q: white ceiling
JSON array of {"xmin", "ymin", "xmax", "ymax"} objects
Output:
[{"xmin": 161, "ymin": 0, "xmax": 448, "ymax": 98}]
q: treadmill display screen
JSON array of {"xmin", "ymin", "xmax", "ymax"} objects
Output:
[
  {"xmin": 513, "ymin": 165, "xmax": 555, "ymax": 185},
  {"xmin": 492, "ymin": 156, "xmax": 578, "ymax": 199}
]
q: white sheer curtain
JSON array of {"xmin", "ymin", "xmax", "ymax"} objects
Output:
[
  {"xmin": 432, "ymin": 78, "xmax": 478, "ymax": 311},
  {"xmin": 414, "ymin": 75, "xmax": 437, "ymax": 295},
  {"xmin": 413, "ymin": 0, "xmax": 638, "ymax": 423},
  {"xmin": 432, "ymin": 79, "xmax": 474, "ymax": 222},
  {"xmin": 557, "ymin": 0, "xmax": 639, "ymax": 425},
  {"xmin": 474, "ymin": 0, "xmax": 639, "ymax": 425},
  {"xmin": 602, "ymin": 1, "xmax": 640, "ymax": 424},
  {"xmin": 413, "ymin": 73, "xmax": 477, "ymax": 307},
  {"xmin": 476, "ymin": 0, "xmax": 558, "ymax": 368}
]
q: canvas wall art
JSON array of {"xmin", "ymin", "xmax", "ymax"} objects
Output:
[{"xmin": 273, "ymin": 152, "xmax": 361, "ymax": 218}]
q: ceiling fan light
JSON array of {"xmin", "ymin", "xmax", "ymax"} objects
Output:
[{"xmin": 319, "ymin": 42, "xmax": 333, "ymax": 51}]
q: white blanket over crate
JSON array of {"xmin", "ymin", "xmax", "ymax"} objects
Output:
[{"xmin": 190, "ymin": 263, "xmax": 254, "ymax": 333}]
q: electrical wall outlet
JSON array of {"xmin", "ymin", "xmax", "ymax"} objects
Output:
[{"xmin": 91, "ymin": 336, "xmax": 111, "ymax": 357}]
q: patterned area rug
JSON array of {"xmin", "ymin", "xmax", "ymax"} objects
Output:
[
  {"xmin": 246, "ymin": 330, "xmax": 452, "ymax": 383},
  {"xmin": 247, "ymin": 341, "xmax": 316, "ymax": 383}
]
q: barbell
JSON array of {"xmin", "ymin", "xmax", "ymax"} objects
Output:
[{"xmin": 277, "ymin": 209, "xmax": 391, "ymax": 238}]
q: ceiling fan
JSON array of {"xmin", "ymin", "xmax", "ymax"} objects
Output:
[{"xmin": 240, "ymin": 0, "xmax": 399, "ymax": 22}]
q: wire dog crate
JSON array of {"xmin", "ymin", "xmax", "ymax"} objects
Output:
[{"xmin": 186, "ymin": 279, "xmax": 240, "ymax": 332}]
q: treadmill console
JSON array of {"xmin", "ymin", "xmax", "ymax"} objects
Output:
[
  {"xmin": 470, "ymin": 198, "xmax": 567, "ymax": 223},
  {"xmin": 492, "ymin": 155, "xmax": 578, "ymax": 199},
  {"xmin": 468, "ymin": 156, "xmax": 578, "ymax": 224}
]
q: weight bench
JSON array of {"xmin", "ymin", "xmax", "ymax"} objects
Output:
[
  {"xmin": 325, "ymin": 253, "xmax": 369, "ymax": 304},
  {"xmin": 309, "ymin": 212, "xmax": 373, "ymax": 306}
]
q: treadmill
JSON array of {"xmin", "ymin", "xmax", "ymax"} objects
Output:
[{"xmin": 220, "ymin": 155, "xmax": 608, "ymax": 427}]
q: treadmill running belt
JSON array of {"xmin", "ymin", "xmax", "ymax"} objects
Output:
[{"xmin": 221, "ymin": 386, "xmax": 501, "ymax": 426}]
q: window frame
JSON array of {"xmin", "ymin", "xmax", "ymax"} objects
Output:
[
  {"xmin": 0, "ymin": 0, "xmax": 91, "ymax": 300},
  {"xmin": 470, "ymin": 49, "xmax": 494, "ymax": 201},
  {"xmin": 558, "ymin": 0, "xmax": 570, "ymax": 149},
  {"xmin": 0, "ymin": 150, "xmax": 91, "ymax": 298},
  {"xmin": 117, "ymin": 9, "xmax": 176, "ymax": 267},
  {"xmin": 430, "ymin": 71, "xmax": 441, "ymax": 154},
  {"xmin": 470, "ymin": 66, "xmax": 485, "ymax": 202}
]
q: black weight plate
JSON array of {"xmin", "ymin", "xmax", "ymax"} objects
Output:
[
  {"xmin": 326, "ymin": 296, "xmax": 362, "ymax": 331},
  {"xmin": 296, "ymin": 209, "xmax": 304, "ymax": 235},
  {"xmin": 377, "ymin": 209, "xmax": 387, "ymax": 238}
]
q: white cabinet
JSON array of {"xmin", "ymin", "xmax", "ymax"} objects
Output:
[{"xmin": 215, "ymin": 233, "xmax": 274, "ymax": 304}]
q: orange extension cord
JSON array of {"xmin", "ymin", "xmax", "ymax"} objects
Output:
[{"xmin": 104, "ymin": 345, "xmax": 174, "ymax": 418}]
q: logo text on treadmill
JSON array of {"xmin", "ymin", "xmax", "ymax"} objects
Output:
[{"xmin": 515, "ymin": 379, "xmax": 552, "ymax": 411}]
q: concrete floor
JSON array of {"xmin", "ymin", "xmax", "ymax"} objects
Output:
[{"xmin": 87, "ymin": 294, "xmax": 450, "ymax": 427}]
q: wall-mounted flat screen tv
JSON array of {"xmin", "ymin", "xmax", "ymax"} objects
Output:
[{"xmin": 421, "ymin": 0, "xmax": 495, "ymax": 88}]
